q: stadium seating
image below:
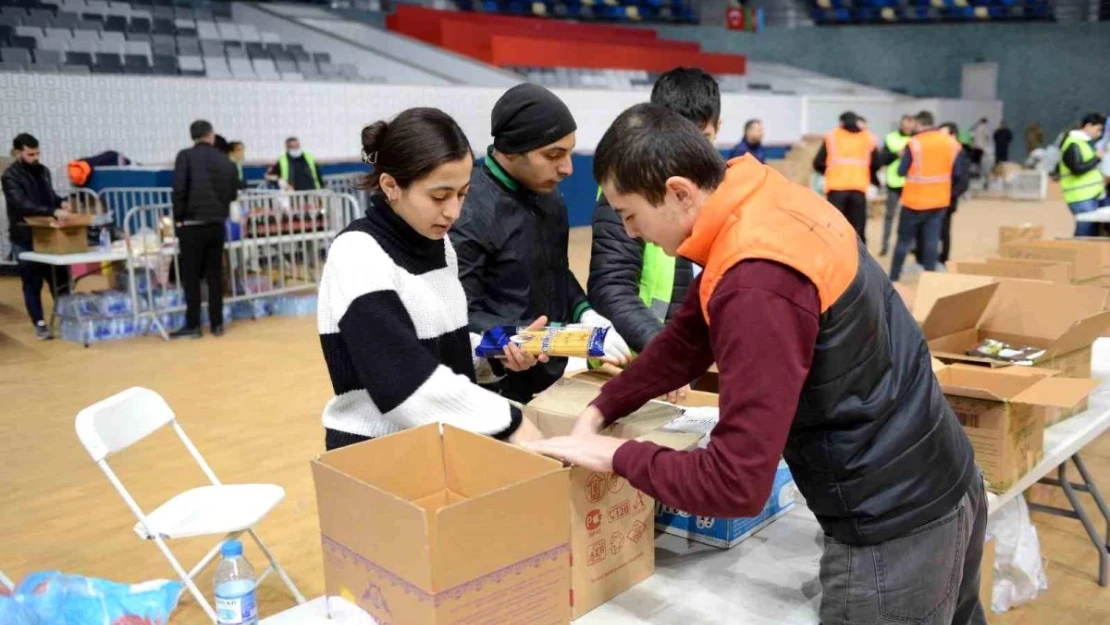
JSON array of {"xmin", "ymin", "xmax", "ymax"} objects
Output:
[
  {"xmin": 453, "ymin": 0, "xmax": 699, "ymax": 24},
  {"xmin": 810, "ymin": 0, "xmax": 1055, "ymax": 24},
  {"xmin": 0, "ymin": 0, "xmax": 362, "ymax": 80}
]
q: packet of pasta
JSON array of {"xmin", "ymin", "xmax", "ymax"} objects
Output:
[{"xmin": 475, "ymin": 325, "xmax": 607, "ymax": 359}]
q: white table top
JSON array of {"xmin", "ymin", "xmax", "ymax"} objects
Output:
[
  {"xmin": 1075, "ymin": 207, "xmax": 1110, "ymax": 223},
  {"xmin": 18, "ymin": 248, "xmax": 128, "ymax": 266}
]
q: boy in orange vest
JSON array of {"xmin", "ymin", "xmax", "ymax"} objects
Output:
[
  {"xmin": 889, "ymin": 110, "xmax": 967, "ymax": 281},
  {"xmin": 528, "ymin": 103, "xmax": 986, "ymax": 625},
  {"xmin": 812, "ymin": 111, "xmax": 880, "ymax": 243}
]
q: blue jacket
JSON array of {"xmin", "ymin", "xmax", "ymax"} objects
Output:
[{"xmin": 728, "ymin": 140, "xmax": 765, "ymax": 163}]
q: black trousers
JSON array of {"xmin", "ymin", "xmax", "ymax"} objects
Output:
[
  {"xmin": 178, "ymin": 223, "xmax": 225, "ymax": 329},
  {"xmin": 913, "ymin": 200, "xmax": 958, "ymax": 264},
  {"xmin": 827, "ymin": 190, "xmax": 867, "ymax": 244},
  {"xmin": 11, "ymin": 242, "xmax": 69, "ymax": 325}
]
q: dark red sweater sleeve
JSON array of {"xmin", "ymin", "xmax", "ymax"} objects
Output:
[{"xmin": 608, "ymin": 260, "xmax": 820, "ymax": 518}]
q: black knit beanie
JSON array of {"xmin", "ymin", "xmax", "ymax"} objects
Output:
[{"xmin": 491, "ymin": 83, "xmax": 577, "ymax": 155}]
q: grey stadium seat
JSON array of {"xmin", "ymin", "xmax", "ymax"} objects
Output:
[
  {"xmin": 225, "ymin": 46, "xmax": 247, "ymax": 59},
  {"xmin": 337, "ymin": 63, "xmax": 359, "ymax": 80},
  {"xmin": 62, "ymin": 64, "xmax": 91, "ymax": 74},
  {"xmin": 16, "ymin": 26, "xmax": 44, "ymax": 39},
  {"xmin": 195, "ymin": 21, "xmax": 218, "ymax": 39},
  {"xmin": 1, "ymin": 48, "xmax": 33, "ymax": 65},
  {"xmin": 261, "ymin": 31, "xmax": 280, "ymax": 44},
  {"xmin": 44, "ymin": 27, "xmax": 71, "ymax": 40},
  {"xmin": 151, "ymin": 40, "xmax": 174, "ymax": 56},
  {"xmin": 177, "ymin": 54, "xmax": 203, "ymax": 74},
  {"xmin": 124, "ymin": 53, "xmax": 150, "ymax": 73},
  {"xmin": 274, "ymin": 59, "xmax": 297, "ymax": 74},
  {"xmin": 228, "ymin": 58, "xmax": 255, "ymax": 79},
  {"xmin": 216, "ymin": 22, "xmax": 238, "ymax": 41},
  {"xmin": 29, "ymin": 61, "xmax": 61, "ymax": 73},
  {"xmin": 92, "ymin": 52, "xmax": 123, "ymax": 73},
  {"xmin": 53, "ymin": 12, "xmax": 80, "ymax": 29},
  {"xmin": 124, "ymin": 39, "xmax": 150, "ymax": 57},
  {"xmin": 174, "ymin": 17, "xmax": 194, "ymax": 30},
  {"xmin": 0, "ymin": 60, "xmax": 27, "ymax": 72},
  {"xmin": 199, "ymin": 39, "xmax": 222, "ymax": 56},
  {"xmin": 151, "ymin": 53, "xmax": 177, "ymax": 74},
  {"xmin": 34, "ymin": 49, "xmax": 63, "ymax": 64},
  {"xmin": 203, "ymin": 55, "xmax": 231, "ymax": 78},
  {"xmin": 252, "ymin": 57, "xmax": 278, "ymax": 79},
  {"xmin": 64, "ymin": 50, "xmax": 92, "ymax": 66},
  {"xmin": 38, "ymin": 36, "xmax": 69, "ymax": 52}
]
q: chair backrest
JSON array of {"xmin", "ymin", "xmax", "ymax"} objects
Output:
[{"xmin": 75, "ymin": 387, "xmax": 175, "ymax": 462}]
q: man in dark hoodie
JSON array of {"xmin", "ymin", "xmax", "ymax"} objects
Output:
[
  {"xmin": 588, "ymin": 67, "xmax": 718, "ymax": 392},
  {"xmin": 727, "ymin": 119, "xmax": 765, "ymax": 163},
  {"xmin": 452, "ymin": 84, "xmax": 631, "ymax": 403},
  {"xmin": 2, "ymin": 133, "xmax": 71, "ymax": 340},
  {"xmin": 813, "ymin": 111, "xmax": 881, "ymax": 243}
]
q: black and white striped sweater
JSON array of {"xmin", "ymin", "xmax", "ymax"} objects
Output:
[{"xmin": 317, "ymin": 196, "xmax": 522, "ymax": 441}]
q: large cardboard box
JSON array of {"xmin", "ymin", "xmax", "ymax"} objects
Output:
[
  {"xmin": 922, "ymin": 280, "xmax": 1110, "ymax": 380},
  {"xmin": 312, "ymin": 424, "xmax": 573, "ymax": 625},
  {"xmin": 913, "ymin": 273, "xmax": 998, "ymax": 323},
  {"xmin": 24, "ymin": 214, "xmax": 96, "ymax": 254},
  {"xmin": 571, "ymin": 370, "xmax": 719, "ymax": 408},
  {"xmin": 980, "ymin": 535, "xmax": 996, "ymax": 614},
  {"xmin": 998, "ymin": 224, "xmax": 1044, "ymax": 250},
  {"xmin": 524, "ymin": 379, "xmax": 702, "ymax": 619},
  {"xmin": 1000, "ymin": 240, "xmax": 1104, "ymax": 283},
  {"xmin": 654, "ymin": 460, "xmax": 796, "ymax": 549},
  {"xmin": 936, "ymin": 365, "xmax": 1097, "ymax": 492},
  {"xmin": 950, "ymin": 258, "xmax": 1070, "ymax": 284}
]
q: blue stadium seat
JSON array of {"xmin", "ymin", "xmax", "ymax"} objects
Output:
[{"xmin": 92, "ymin": 51, "xmax": 123, "ymax": 73}]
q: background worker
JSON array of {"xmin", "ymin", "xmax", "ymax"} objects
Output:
[
  {"xmin": 1, "ymin": 133, "xmax": 71, "ymax": 340},
  {"xmin": 589, "ymin": 67, "xmax": 718, "ymax": 375},
  {"xmin": 727, "ymin": 118, "xmax": 765, "ymax": 162},
  {"xmin": 812, "ymin": 111, "xmax": 880, "ymax": 243},
  {"xmin": 452, "ymin": 83, "xmax": 631, "ymax": 403},
  {"xmin": 527, "ymin": 103, "xmax": 985, "ymax": 625},
  {"xmin": 937, "ymin": 122, "xmax": 972, "ymax": 266},
  {"xmin": 171, "ymin": 120, "xmax": 239, "ymax": 339},
  {"xmin": 1059, "ymin": 113, "xmax": 1107, "ymax": 235},
  {"xmin": 227, "ymin": 141, "xmax": 248, "ymax": 190},
  {"xmin": 268, "ymin": 137, "xmax": 321, "ymax": 191},
  {"xmin": 993, "ymin": 120, "xmax": 1013, "ymax": 164},
  {"xmin": 879, "ymin": 114, "xmax": 915, "ymax": 256},
  {"xmin": 889, "ymin": 110, "xmax": 966, "ymax": 282}
]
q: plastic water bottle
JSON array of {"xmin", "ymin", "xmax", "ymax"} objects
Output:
[{"xmin": 214, "ymin": 540, "xmax": 258, "ymax": 625}]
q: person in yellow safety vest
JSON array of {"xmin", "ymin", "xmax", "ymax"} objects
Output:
[
  {"xmin": 1059, "ymin": 113, "xmax": 1107, "ymax": 236},
  {"xmin": 812, "ymin": 111, "xmax": 881, "ymax": 244},
  {"xmin": 878, "ymin": 114, "xmax": 915, "ymax": 256},
  {"xmin": 268, "ymin": 136, "xmax": 322, "ymax": 191},
  {"xmin": 588, "ymin": 67, "xmax": 720, "ymax": 403}
]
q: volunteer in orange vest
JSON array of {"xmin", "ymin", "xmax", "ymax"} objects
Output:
[
  {"xmin": 812, "ymin": 111, "xmax": 880, "ymax": 243},
  {"xmin": 889, "ymin": 110, "xmax": 967, "ymax": 282},
  {"xmin": 527, "ymin": 103, "xmax": 986, "ymax": 625}
]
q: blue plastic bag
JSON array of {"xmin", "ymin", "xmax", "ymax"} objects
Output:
[{"xmin": 0, "ymin": 571, "xmax": 182, "ymax": 625}]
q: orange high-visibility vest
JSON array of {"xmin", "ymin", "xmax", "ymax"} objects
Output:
[
  {"xmin": 824, "ymin": 127, "xmax": 875, "ymax": 193},
  {"xmin": 901, "ymin": 130, "xmax": 962, "ymax": 210},
  {"xmin": 677, "ymin": 155, "xmax": 860, "ymax": 323}
]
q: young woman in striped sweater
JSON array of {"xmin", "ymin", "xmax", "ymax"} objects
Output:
[{"xmin": 317, "ymin": 107, "xmax": 547, "ymax": 450}]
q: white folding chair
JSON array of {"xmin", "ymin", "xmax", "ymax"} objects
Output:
[{"xmin": 75, "ymin": 388, "xmax": 305, "ymax": 623}]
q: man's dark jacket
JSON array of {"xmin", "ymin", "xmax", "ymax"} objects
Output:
[
  {"xmin": 172, "ymin": 143, "xmax": 239, "ymax": 223},
  {"xmin": 588, "ymin": 193, "xmax": 694, "ymax": 353},
  {"xmin": 2, "ymin": 161, "xmax": 64, "ymax": 249},
  {"xmin": 452, "ymin": 156, "xmax": 590, "ymax": 403}
]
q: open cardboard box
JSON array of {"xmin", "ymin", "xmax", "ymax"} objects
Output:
[
  {"xmin": 312, "ymin": 424, "xmax": 572, "ymax": 625},
  {"xmin": 922, "ymin": 279, "xmax": 1110, "ymax": 374},
  {"xmin": 950, "ymin": 258, "xmax": 1071, "ymax": 284},
  {"xmin": 936, "ymin": 365, "xmax": 1098, "ymax": 492},
  {"xmin": 912, "ymin": 273, "xmax": 999, "ymax": 323},
  {"xmin": 525, "ymin": 379, "xmax": 703, "ymax": 619},
  {"xmin": 23, "ymin": 214, "xmax": 96, "ymax": 255}
]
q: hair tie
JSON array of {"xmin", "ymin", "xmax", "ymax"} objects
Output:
[{"xmin": 361, "ymin": 150, "xmax": 378, "ymax": 165}]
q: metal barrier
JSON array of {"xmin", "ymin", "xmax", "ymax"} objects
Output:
[
  {"xmin": 323, "ymin": 172, "xmax": 370, "ymax": 218},
  {"xmin": 99, "ymin": 187, "xmax": 175, "ymax": 233},
  {"xmin": 123, "ymin": 190, "xmax": 361, "ymax": 339}
]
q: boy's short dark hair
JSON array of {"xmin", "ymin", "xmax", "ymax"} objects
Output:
[
  {"xmin": 1080, "ymin": 112, "xmax": 1107, "ymax": 128},
  {"xmin": 228, "ymin": 141, "xmax": 244, "ymax": 152},
  {"xmin": 744, "ymin": 119, "xmax": 761, "ymax": 132},
  {"xmin": 650, "ymin": 67, "xmax": 721, "ymax": 130},
  {"xmin": 915, "ymin": 111, "xmax": 935, "ymax": 127},
  {"xmin": 13, "ymin": 133, "xmax": 38, "ymax": 150},
  {"xmin": 190, "ymin": 120, "xmax": 213, "ymax": 141},
  {"xmin": 940, "ymin": 122, "xmax": 960, "ymax": 136},
  {"xmin": 594, "ymin": 103, "xmax": 726, "ymax": 206}
]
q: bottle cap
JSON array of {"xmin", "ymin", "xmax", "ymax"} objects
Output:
[{"xmin": 221, "ymin": 539, "xmax": 243, "ymax": 557}]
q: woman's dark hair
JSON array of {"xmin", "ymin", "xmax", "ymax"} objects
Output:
[{"xmin": 359, "ymin": 108, "xmax": 473, "ymax": 192}]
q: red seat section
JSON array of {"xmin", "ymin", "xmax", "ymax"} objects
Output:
[{"xmin": 387, "ymin": 5, "xmax": 746, "ymax": 75}]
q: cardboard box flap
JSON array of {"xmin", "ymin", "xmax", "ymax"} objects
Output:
[
  {"xmin": 571, "ymin": 370, "xmax": 718, "ymax": 407},
  {"xmin": 442, "ymin": 424, "xmax": 565, "ymax": 499},
  {"xmin": 431, "ymin": 467, "xmax": 569, "ymax": 591},
  {"xmin": 24, "ymin": 214, "xmax": 96, "ymax": 228},
  {"xmin": 921, "ymin": 282, "xmax": 998, "ymax": 340},
  {"xmin": 1012, "ymin": 377, "xmax": 1100, "ymax": 409},
  {"xmin": 983, "ymin": 281, "xmax": 1109, "ymax": 343},
  {"xmin": 315, "ymin": 424, "xmax": 446, "ymax": 505},
  {"xmin": 1000, "ymin": 240, "xmax": 1103, "ymax": 281},
  {"xmin": 1045, "ymin": 310, "xmax": 1110, "ymax": 358},
  {"xmin": 936, "ymin": 365, "xmax": 1037, "ymax": 402},
  {"xmin": 527, "ymin": 379, "xmax": 683, "ymax": 440},
  {"xmin": 914, "ymin": 273, "xmax": 997, "ymax": 322}
]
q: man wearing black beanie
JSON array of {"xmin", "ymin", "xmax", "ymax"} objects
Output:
[{"xmin": 453, "ymin": 83, "xmax": 632, "ymax": 403}]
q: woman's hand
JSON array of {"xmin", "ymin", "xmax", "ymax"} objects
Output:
[{"xmin": 502, "ymin": 316, "xmax": 550, "ymax": 372}]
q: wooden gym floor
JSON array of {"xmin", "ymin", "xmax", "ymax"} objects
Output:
[{"xmin": 1, "ymin": 191, "xmax": 1107, "ymax": 624}]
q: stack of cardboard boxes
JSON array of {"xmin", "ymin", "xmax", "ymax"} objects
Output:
[{"xmin": 765, "ymin": 135, "xmax": 823, "ymax": 190}]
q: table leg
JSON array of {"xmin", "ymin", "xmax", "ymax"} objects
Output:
[
  {"xmin": 1029, "ymin": 455, "xmax": 1110, "ymax": 587},
  {"xmin": 48, "ymin": 265, "xmax": 59, "ymax": 337}
]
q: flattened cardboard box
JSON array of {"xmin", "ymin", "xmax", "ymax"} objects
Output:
[
  {"xmin": 921, "ymin": 279, "xmax": 1110, "ymax": 419},
  {"xmin": 936, "ymin": 365, "xmax": 1097, "ymax": 492},
  {"xmin": 998, "ymin": 224, "xmax": 1043, "ymax": 250},
  {"xmin": 312, "ymin": 424, "xmax": 572, "ymax": 625},
  {"xmin": 999, "ymin": 240, "xmax": 1104, "ymax": 282},
  {"xmin": 525, "ymin": 379, "xmax": 703, "ymax": 619}
]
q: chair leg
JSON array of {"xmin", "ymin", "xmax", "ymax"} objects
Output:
[
  {"xmin": 247, "ymin": 528, "xmax": 306, "ymax": 604},
  {"xmin": 152, "ymin": 535, "xmax": 218, "ymax": 623}
]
